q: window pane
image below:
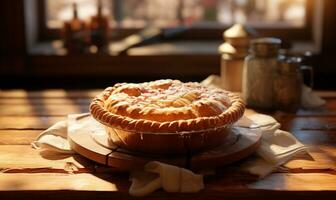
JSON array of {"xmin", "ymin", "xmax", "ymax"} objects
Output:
[
  {"xmin": 46, "ymin": 0, "xmax": 306, "ymax": 29},
  {"xmin": 46, "ymin": 0, "xmax": 112, "ymax": 28}
]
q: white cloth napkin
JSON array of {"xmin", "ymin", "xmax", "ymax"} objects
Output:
[
  {"xmin": 32, "ymin": 113, "xmax": 204, "ymax": 196},
  {"xmin": 301, "ymin": 84, "xmax": 326, "ymax": 108},
  {"xmin": 32, "ymin": 120, "xmax": 73, "ymax": 154},
  {"xmin": 236, "ymin": 114, "xmax": 308, "ymax": 177},
  {"xmin": 129, "ymin": 161, "xmax": 204, "ymax": 197},
  {"xmin": 32, "ymin": 112, "xmax": 308, "ymax": 191}
]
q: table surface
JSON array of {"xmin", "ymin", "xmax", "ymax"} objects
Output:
[{"xmin": 0, "ymin": 89, "xmax": 335, "ymax": 199}]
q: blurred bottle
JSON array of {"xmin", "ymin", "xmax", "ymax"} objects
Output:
[
  {"xmin": 62, "ymin": 3, "xmax": 89, "ymax": 54},
  {"xmin": 90, "ymin": 0, "xmax": 109, "ymax": 52}
]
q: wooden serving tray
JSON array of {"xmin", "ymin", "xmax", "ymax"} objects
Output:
[{"xmin": 68, "ymin": 126, "xmax": 262, "ymax": 171}]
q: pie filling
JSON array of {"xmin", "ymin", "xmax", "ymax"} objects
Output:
[{"xmin": 104, "ymin": 80, "xmax": 231, "ymax": 122}]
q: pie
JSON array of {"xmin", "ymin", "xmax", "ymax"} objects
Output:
[{"xmin": 90, "ymin": 79, "xmax": 245, "ymax": 154}]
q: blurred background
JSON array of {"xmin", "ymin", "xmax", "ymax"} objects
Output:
[{"xmin": 0, "ymin": 0, "xmax": 335, "ymax": 89}]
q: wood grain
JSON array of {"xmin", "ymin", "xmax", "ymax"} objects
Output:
[
  {"xmin": 293, "ymin": 130, "xmax": 336, "ymax": 145},
  {"xmin": 283, "ymin": 147, "xmax": 336, "ymax": 171},
  {"xmin": 0, "ymin": 104, "xmax": 89, "ymax": 116},
  {"xmin": 0, "ymin": 116, "xmax": 65, "ymax": 129},
  {"xmin": 276, "ymin": 116, "xmax": 336, "ymax": 131},
  {"xmin": 247, "ymin": 173, "xmax": 336, "ymax": 190},
  {"xmin": 0, "ymin": 90, "xmax": 100, "ymax": 98},
  {"xmin": 0, "ymin": 145, "xmax": 91, "ymax": 170},
  {"xmin": 0, "ymin": 89, "xmax": 335, "ymax": 199},
  {"xmin": 1, "ymin": 131, "xmax": 333, "ymax": 172},
  {"xmin": 0, "ymin": 172, "xmax": 335, "ymax": 192},
  {"xmin": 0, "ymin": 173, "xmax": 126, "ymax": 191},
  {"xmin": 0, "ymin": 98, "xmax": 91, "ymax": 105},
  {"xmin": 295, "ymin": 100, "xmax": 336, "ymax": 116},
  {"xmin": 0, "ymin": 130, "xmax": 41, "ymax": 145},
  {"xmin": 315, "ymin": 91, "xmax": 336, "ymax": 98}
]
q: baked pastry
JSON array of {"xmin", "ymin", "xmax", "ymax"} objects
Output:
[{"xmin": 90, "ymin": 79, "xmax": 245, "ymax": 154}]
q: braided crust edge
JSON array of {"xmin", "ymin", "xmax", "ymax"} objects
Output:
[{"xmin": 90, "ymin": 86, "xmax": 245, "ymax": 133}]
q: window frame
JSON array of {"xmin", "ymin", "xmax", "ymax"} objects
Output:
[{"xmin": 36, "ymin": 0, "xmax": 314, "ymax": 42}]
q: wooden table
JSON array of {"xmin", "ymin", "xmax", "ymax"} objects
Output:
[{"xmin": 0, "ymin": 89, "xmax": 335, "ymax": 199}]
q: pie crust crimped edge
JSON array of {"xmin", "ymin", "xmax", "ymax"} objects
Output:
[{"xmin": 90, "ymin": 86, "xmax": 245, "ymax": 133}]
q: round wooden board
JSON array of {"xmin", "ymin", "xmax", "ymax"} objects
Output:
[{"xmin": 68, "ymin": 122, "xmax": 262, "ymax": 171}]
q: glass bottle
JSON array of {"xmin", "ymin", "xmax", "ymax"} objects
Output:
[
  {"xmin": 274, "ymin": 57, "xmax": 303, "ymax": 112},
  {"xmin": 90, "ymin": 0, "xmax": 109, "ymax": 52},
  {"xmin": 242, "ymin": 38, "xmax": 281, "ymax": 110},
  {"xmin": 62, "ymin": 3, "xmax": 88, "ymax": 54}
]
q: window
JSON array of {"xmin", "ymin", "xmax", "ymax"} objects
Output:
[
  {"xmin": 37, "ymin": 0, "xmax": 313, "ymax": 41},
  {"xmin": 46, "ymin": 0, "xmax": 307, "ymax": 29}
]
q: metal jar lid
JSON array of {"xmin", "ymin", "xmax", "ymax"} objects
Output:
[{"xmin": 250, "ymin": 38, "xmax": 281, "ymax": 57}]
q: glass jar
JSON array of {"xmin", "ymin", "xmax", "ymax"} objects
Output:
[
  {"xmin": 274, "ymin": 57, "xmax": 303, "ymax": 112},
  {"xmin": 242, "ymin": 38, "xmax": 282, "ymax": 110}
]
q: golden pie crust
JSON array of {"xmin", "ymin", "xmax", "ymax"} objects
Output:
[{"xmin": 90, "ymin": 80, "xmax": 245, "ymax": 153}]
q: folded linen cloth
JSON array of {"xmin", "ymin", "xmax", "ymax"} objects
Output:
[
  {"xmin": 129, "ymin": 161, "xmax": 204, "ymax": 197},
  {"xmin": 301, "ymin": 84, "xmax": 326, "ymax": 108},
  {"xmin": 32, "ymin": 113, "xmax": 307, "ymax": 195},
  {"xmin": 31, "ymin": 120, "xmax": 72, "ymax": 154},
  {"xmin": 235, "ymin": 114, "xmax": 308, "ymax": 177},
  {"xmin": 32, "ymin": 113, "xmax": 204, "ymax": 196}
]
